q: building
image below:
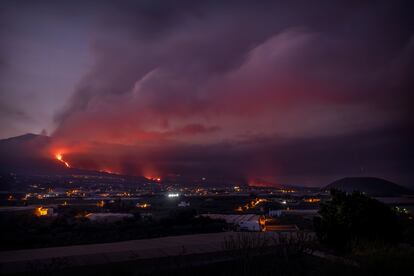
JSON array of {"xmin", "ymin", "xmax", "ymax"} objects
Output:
[
  {"xmin": 201, "ymin": 214, "xmax": 263, "ymax": 231},
  {"xmin": 268, "ymin": 209, "xmax": 282, "ymax": 217},
  {"xmin": 85, "ymin": 213, "xmax": 133, "ymax": 222},
  {"xmin": 178, "ymin": 201, "xmax": 190, "ymax": 207},
  {"xmin": 136, "ymin": 202, "xmax": 151, "ymax": 208},
  {"xmin": 34, "ymin": 207, "xmax": 54, "ymax": 217}
]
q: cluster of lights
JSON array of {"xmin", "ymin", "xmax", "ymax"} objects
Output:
[
  {"xmin": 394, "ymin": 206, "xmax": 409, "ymax": 214},
  {"xmin": 117, "ymin": 192, "xmax": 131, "ymax": 197},
  {"xmin": 235, "ymin": 206, "xmax": 243, "ymax": 212},
  {"xmin": 66, "ymin": 189, "xmax": 82, "ymax": 197},
  {"xmin": 146, "ymin": 176, "xmax": 161, "ymax": 182},
  {"xmin": 303, "ymin": 198, "xmax": 321, "ymax": 203},
  {"xmin": 236, "ymin": 198, "xmax": 267, "ymax": 211},
  {"xmin": 167, "ymin": 193, "xmax": 180, "ymax": 198},
  {"xmin": 137, "ymin": 203, "xmax": 150, "ymax": 208},
  {"xmin": 280, "ymin": 189, "xmax": 295, "ymax": 193},
  {"xmin": 34, "ymin": 207, "xmax": 49, "ymax": 217}
]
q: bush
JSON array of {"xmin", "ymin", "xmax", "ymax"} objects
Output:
[{"xmin": 314, "ymin": 190, "xmax": 401, "ymax": 252}]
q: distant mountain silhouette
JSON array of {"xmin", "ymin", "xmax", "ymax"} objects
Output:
[
  {"xmin": 325, "ymin": 177, "xmax": 413, "ymax": 197},
  {"xmin": 0, "ymin": 133, "xmax": 103, "ymax": 175},
  {"xmin": 0, "ymin": 134, "xmax": 150, "ymax": 182},
  {"xmin": 0, "ymin": 133, "xmax": 67, "ymax": 174}
]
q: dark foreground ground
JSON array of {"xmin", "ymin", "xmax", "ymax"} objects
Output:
[{"xmin": 1, "ymin": 231, "xmax": 413, "ymax": 276}]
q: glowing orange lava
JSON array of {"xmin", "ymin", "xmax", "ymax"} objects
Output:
[
  {"xmin": 100, "ymin": 168, "xmax": 116, "ymax": 174},
  {"xmin": 55, "ymin": 153, "xmax": 70, "ymax": 168},
  {"xmin": 145, "ymin": 175, "xmax": 161, "ymax": 182}
]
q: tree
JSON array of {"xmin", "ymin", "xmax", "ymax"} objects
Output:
[{"xmin": 314, "ymin": 190, "xmax": 401, "ymax": 252}]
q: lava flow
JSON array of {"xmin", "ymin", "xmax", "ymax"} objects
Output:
[{"xmin": 55, "ymin": 153, "xmax": 71, "ymax": 168}]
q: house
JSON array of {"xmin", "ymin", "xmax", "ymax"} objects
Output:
[
  {"xmin": 85, "ymin": 213, "xmax": 133, "ymax": 222},
  {"xmin": 34, "ymin": 207, "xmax": 54, "ymax": 217},
  {"xmin": 201, "ymin": 214, "xmax": 263, "ymax": 231},
  {"xmin": 268, "ymin": 209, "xmax": 282, "ymax": 217},
  {"xmin": 178, "ymin": 201, "xmax": 190, "ymax": 207}
]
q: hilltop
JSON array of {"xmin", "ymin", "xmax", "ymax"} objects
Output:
[{"xmin": 325, "ymin": 177, "xmax": 413, "ymax": 197}]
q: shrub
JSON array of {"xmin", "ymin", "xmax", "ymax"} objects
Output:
[{"xmin": 314, "ymin": 190, "xmax": 401, "ymax": 252}]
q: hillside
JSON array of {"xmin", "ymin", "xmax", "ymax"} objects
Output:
[
  {"xmin": 325, "ymin": 177, "xmax": 413, "ymax": 197},
  {"xmin": 0, "ymin": 133, "xmax": 67, "ymax": 174}
]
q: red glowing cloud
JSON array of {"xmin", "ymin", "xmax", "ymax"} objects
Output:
[{"xmin": 11, "ymin": 1, "xmax": 408, "ymax": 186}]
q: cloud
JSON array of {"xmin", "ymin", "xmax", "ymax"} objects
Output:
[{"xmin": 3, "ymin": 0, "xmax": 412, "ymax": 185}]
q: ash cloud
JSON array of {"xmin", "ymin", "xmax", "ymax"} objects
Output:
[{"xmin": 27, "ymin": 0, "xmax": 414, "ymax": 185}]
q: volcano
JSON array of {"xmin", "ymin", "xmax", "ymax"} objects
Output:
[{"xmin": 0, "ymin": 133, "xmax": 69, "ymax": 174}]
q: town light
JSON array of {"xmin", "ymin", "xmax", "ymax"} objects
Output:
[{"xmin": 35, "ymin": 207, "xmax": 49, "ymax": 216}]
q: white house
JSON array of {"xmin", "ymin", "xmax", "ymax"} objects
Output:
[
  {"xmin": 201, "ymin": 214, "xmax": 263, "ymax": 231},
  {"xmin": 85, "ymin": 213, "xmax": 133, "ymax": 222},
  {"xmin": 178, "ymin": 201, "xmax": 190, "ymax": 207}
]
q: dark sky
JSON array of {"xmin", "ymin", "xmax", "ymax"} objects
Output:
[{"xmin": 1, "ymin": 0, "xmax": 413, "ymax": 186}]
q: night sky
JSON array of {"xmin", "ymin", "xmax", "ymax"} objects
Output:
[{"xmin": 1, "ymin": 0, "xmax": 413, "ymax": 186}]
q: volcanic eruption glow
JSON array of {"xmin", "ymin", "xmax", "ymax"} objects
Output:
[
  {"xmin": 145, "ymin": 175, "xmax": 161, "ymax": 182},
  {"xmin": 55, "ymin": 153, "xmax": 70, "ymax": 168}
]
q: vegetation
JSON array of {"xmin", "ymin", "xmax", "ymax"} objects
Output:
[
  {"xmin": 314, "ymin": 190, "xmax": 401, "ymax": 252},
  {"xmin": 0, "ymin": 208, "xmax": 226, "ymax": 251}
]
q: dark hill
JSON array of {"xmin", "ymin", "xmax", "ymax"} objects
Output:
[
  {"xmin": 0, "ymin": 134, "xmax": 150, "ymax": 190},
  {"xmin": 0, "ymin": 133, "xmax": 67, "ymax": 174},
  {"xmin": 0, "ymin": 133, "xmax": 105, "ymax": 175},
  {"xmin": 325, "ymin": 177, "xmax": 413, "ymax": 197}
]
